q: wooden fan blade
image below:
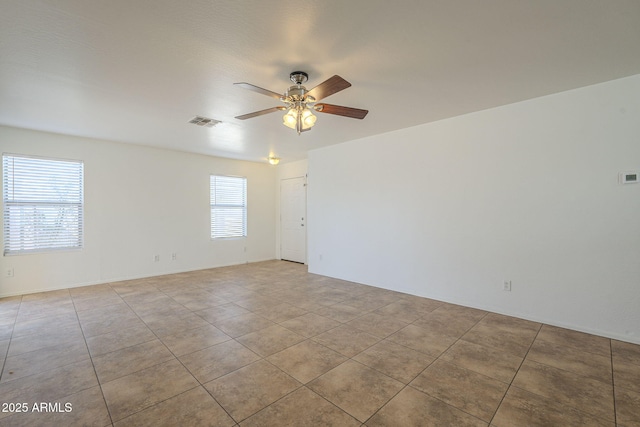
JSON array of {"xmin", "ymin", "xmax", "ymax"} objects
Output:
[
  {"xmin": 307, "ymin": 75, "xmax": 351, "ymax": 101},
  {"xmin": 235, "ymin": 106, "xmax": 286, "ymax": 120},
  {"xmin": 234, "ymin": 82, "xmax": 283, "ymax": 100},
  {"xmin": 314, "ymin": 103, "xmax": 368, "ymax": 119}
]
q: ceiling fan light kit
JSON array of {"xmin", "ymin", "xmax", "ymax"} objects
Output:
[
  {"xmin": 234, "ymin": 71, "xmax": 368, "ymax": 135},
  {"xmin": 268, "ymin": 156, "xmax": 280, "ymax": 165}
]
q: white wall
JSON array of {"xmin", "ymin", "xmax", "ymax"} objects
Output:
[
  {"xmin": 0, "ymin": 126, "xmax": 276, "ymax": 296},
  {"xmin": 308, "ymin": 74, "xmax": 640, "ymax": 344}
]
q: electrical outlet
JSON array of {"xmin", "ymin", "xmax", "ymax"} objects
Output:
[
  {"xmin": 5, "ymin": 268, "xmax": 14, "ymax": 277},
  {"xmin": 171, "ymin": 253, "xmax": 177, "ymax": 261},
  {"xmin": 503, "ymin": 280, "xmax": 512, "ymax": 292},
  {"xmin": 153, "ymin": 255, "xmax": 160, "ymax": 262}
]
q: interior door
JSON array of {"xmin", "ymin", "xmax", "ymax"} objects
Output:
[{"xmin": 280, "ymin": 176, "xmax": 306, "ymax": 263}]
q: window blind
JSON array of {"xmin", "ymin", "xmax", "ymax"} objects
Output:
[
  {"xmin": 210, "ymin": 175, "xmax": 247, "ymax": 239},
  {"xmin": 3, "ymin": 154, "xmax": 84, "ymax": 255}
]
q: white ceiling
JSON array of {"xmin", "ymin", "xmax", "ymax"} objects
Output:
[{"xmin": 2, "ymin": 1, "xmax": 640, "ymax": 164}]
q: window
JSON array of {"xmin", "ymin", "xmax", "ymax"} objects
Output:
[
  {"xmin": 210, "ymin": 175, "xmax": 246, "ymax": 239},
  {"xmin": 3, "ymin": 154, "xmax": 84, "ymax": 255}
]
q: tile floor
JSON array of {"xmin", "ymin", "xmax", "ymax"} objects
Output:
[{"xmin": 0, "ymin": 260, "xmax": 639, "ymax": 426}]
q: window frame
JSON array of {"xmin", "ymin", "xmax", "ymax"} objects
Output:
[
  {"xmin": 210, "ymin": 174, "xmax": 247, "ymax": 239},
  {"xmin": 2, "ymin": 153, "xmax": 84, "ymax": 256}
]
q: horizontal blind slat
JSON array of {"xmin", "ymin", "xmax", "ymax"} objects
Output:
[
  {"xmin": 3, "ymin": 154, "xmax": 84, "ymax": 255},
  {"xmin": 210, "ymin": 175, "xmax": 246, "ymax": 238}
]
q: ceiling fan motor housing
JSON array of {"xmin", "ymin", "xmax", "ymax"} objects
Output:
[
  {"xmin": 284, "ymin": 72, "xmax": 313, "ymax": 102},
  {"xmin": 289, "ymin": 71, "xmax": 308, "ymax": 85}
]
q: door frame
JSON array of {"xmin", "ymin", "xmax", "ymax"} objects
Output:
[{"xmin": 279, "ymin": 175, "xmax": 307, "ymax": 264}]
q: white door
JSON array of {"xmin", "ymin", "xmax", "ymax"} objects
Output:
[{"xmin": 280, "ymin": 176, "xmax": 306, "ymax": 263}]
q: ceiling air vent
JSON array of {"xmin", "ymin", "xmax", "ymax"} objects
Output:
[{"xmin": 188, "ymin": 116, "xmax": 222, "ymax": 128}]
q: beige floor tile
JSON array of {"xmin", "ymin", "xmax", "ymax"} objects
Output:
[
  {"xmin": 413, "ymin": 304, "xmax": 486, "ymax": 338},
  {"xmin": 141, "ymin": 312, "xmax": 212, "ymax": 337},
  {"xmin": 536, "ymin": 324, "xmax": 611, "ymax": 358},
  {"xmin": 527, "ymin": 338, "xmax": 612, "ymax": 383},
  {"xmin": 353, "ymin": 339, "xmax": 434, "ymax": 384},
  {"xmin": 205, "ymin": 359, "xmax": 301, "ymax": 422},
  {"xmin": 0, "ymin": 325, "xmax": 13, "ymax": 341},
  {"xmin": 400, "ymin": 295, "xmax": 444, "ymax": 313},
  {"xmin": 440, "ymin": 339, "xmax": 524, "ymax": 383},
  {"xmin": 0, "ymin": 385, "xmax": 112, "ymax": 427},
  {"xmin": 287, "ymin": 297, "xmax": 325, "ymax": 311},
  {"xmin": 1, "ymin": 261, "xmax": 630, "ymax": 427},
  {"xmin": 512, "ymin": 360, "xmax": 614, "ymax": 422},
  {"xmin": 69, "ymin": 283, "xmax": 115, "ymax": 299},
  {"xmin": 159, "ymin": 323, "xmax": 230, "ymax": 356},
  {"xmin": 12, "ymin": 312, "xmax": 79, "ymax": 338},
  {"xmin": 101, "ymin": 358, "xmax": 199, "ymax": 422},
  {"xmin": 280, "ymin": 313, "xmax": 341, "ymax": 338},
  {"xmin": 165, "ymin": 289, "xmax": 229, "ymax": 311},
  {"xmin": 92, "ymin": 339, "xmax": 175, "ymax": 383},
  {"xmin": 312, "ymin": 324, "xmax": 380, "ymax": 357},
  {"xmin": 492, "ymin": 386, "xmax": 615, "ymax": 427},
  {"xmin": 386, "ymin": 324, "xmax": 457, "ymax": 357},
  {"xmin": 85, "ymin": 323, "xmax": 157, "ymax": 357},
  {"xmin": 366, "ymin": 386, "xmax": 488, "ymax": 427},
  {"xmin": 347, "ymin": 312, "xmax": 408, "ymax": 338},
  {"xmin": 110, "ymin": 281, "xmax": 159, "ymax": 298},
  {"xmin": 411, "ymin": 360, "xmax": 507, "ymax": 422},
  {"xmin": 79, "ymin": 309, "xmax": 144, "ymax": 338},
  {"xmin": 252, "ymin": 302, "xmax": 308, "ymax": 323},
  {"xmin": 614, "ymin": 359, "xmax": 640, "ymax": 394},
  {"xmin": 241, "ymin": 386, "xmax": 360, "ymax": 427},
  {"xmin": 615, "ymin": 386, "xmax": 640, "ymax": 427},
  {"xmin": 7, "ymin": 323, "xmax": 85, "ymax": 356},
  {"xmin": 308, "ymin": 360, "xmax": 404, "ymax": 423},
  {"xmin": 114, "ymin": 386, "xmax": 235, "ymax": 427},
  {"xmin": 128, "ymin": 300, "xmax": 190, "ymax": 320},
  {"xmin": 462, "ymin": 322, "xmax": 536, "ymax": 358},
  {"xmin": 612, "ymin": 339, "xmax": 640, "ymax": 366},
  {"xmin": 0, "ymin": 360, "xmax": 98, "ymax": 420},
  {"xmin": 179, "ymin": 339, "xmax": 261, "ymax": 383},
  {"xmin": 0, "ymin": 295, "xmax": 22, "ymax": 309},
  {"xmin": 373, "ymin": 300, "xmax": 429, "ymax": 323},
  {"xmin": 234, "ymin": 295, "xmax": 283, "ymax": 312},
  {"xmin": 236, "ymin": 324, "xmax": 305, "ymax": 357},
  {"xmin": 207, "ymin": 287, "xmax": 256, "ymax": 302},
  {"xmin": 481, "ymin": 313, "xmax": 541, "ymax": 332},
  {"xmin": 312, "ymin": 303, "xmax": 365, "ymax": 323},
  {"xmin": 2, "ymin": 341, "xmax": 90, "ymax": 382},
  {"xmin": 72, "ymin": 293, "xmax": 126, "ymax": 312},
  {"xmin": 212, "ymin": 312, "xmax": 274, "ymax": 337},
  {"xmin": 75, "ymin": 302, "xmax": 136, "ymax": 324},
  {"xmin": 123, "ymin": 292, "xmax": 177, "ymax": 308},
  {"xmin": 195, "ymin": 302, "xmax": 251, "ymax": 324},
  {"xmin": 267, "ymin": 340, "xmax": 348, "ymax": 383},
  {"xmin": 16, "ymin": 300, "xmax": 75, "ymax": 319},
  {"xmin": 339, "ymin": 296, "xmax": 389, "ymax": 312},
  {"xmin": 20, "ymin": 289, "xmax": 71, "ymax": 302}
]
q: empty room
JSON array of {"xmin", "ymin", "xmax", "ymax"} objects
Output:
[{"xmin": 1, "ymin": 1, "xmax": 639, "ymax": 426}]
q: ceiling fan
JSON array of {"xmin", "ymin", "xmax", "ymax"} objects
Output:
[{"xmin": 234, "ymin": 71, "xmax": 368, "ymax": 135}]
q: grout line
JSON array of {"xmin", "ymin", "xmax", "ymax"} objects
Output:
[
  {"xmin": 487, "ymin": 322, "xmax": 543, "ymax": 425},
  {"xmin": 3, "ymin": 262, "xmax": 634, "ymax": 426},
  {"xmin": 0, "ymin": 294, "xmax": 22, "ymax": 383},
  {"xmin": 610, "ymin": 339, "xmax": 617, "ymax": 426},
  {"xmin": 71, "ymin": 289, "xmax": 117, "ymax": 426}
]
